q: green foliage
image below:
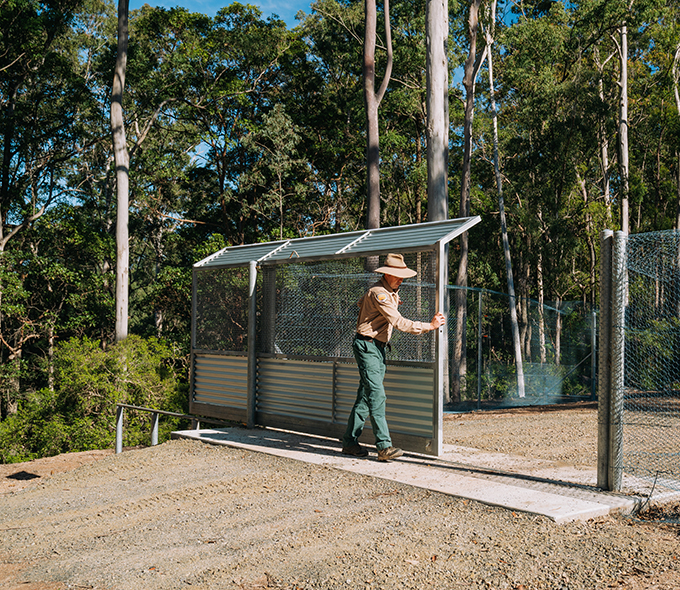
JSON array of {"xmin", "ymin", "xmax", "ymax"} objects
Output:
[
  {"xmin": 0, "ymin": 336, "xmax": 186, "ymax": 463},
  {"xmin": 1, "ymin": 0, "xmax": 680, "ymax": 433}
]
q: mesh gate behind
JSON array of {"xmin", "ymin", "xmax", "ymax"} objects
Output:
[{"xmin": 623, "ymin": 231, "xmax": 680, "ymax": 485}]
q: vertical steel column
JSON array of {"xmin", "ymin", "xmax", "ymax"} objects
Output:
[
  {"xmin": 597, "ymin": 230, "xmax": 612, "ymax": 489},
  {"xmin": 115, "ymin": 405, "xmax": 124, "ymax": 454},
  {"xmin": 591, "ymin": 309, "xmax": 597, "ymax": 400},
  {"xmin": 190, "ymin": 269, "xmax": 198, "ymax": 405},
  {"xmin": 433, "ymin": 241, "xmax": 446, "ymax": 456},
  {"xmin": 477, "ymin": 290, "xmax": 483, "ymax": 411},
  {"xmin": 609, "ymin": 230, "xmax": 627, "ymax": 491},
  {"xmin": 247, "ymin": 260, "xmax": 258, "ymax": 429}
]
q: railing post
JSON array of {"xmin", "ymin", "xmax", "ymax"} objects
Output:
[
  {"xmin": 151, "ymin": 412, "xmax": 159, "ymax": 446},
  {"xmin": 116, "ymin": 405, "xmax": 124, "ymax": 454}
]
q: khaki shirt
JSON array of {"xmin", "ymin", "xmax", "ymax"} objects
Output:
[{"xmin": 356, "ymin": 277, "xmax": 425, "ymax": 343}]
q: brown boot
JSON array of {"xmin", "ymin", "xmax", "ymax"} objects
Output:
[{"xmin": 377, "ymin": 447, "xmax": 403, "ymax": 462}]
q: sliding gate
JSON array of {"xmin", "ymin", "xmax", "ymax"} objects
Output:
[{"xmin": 190, "ymin": 219, "xmax": 480, "ymax": 457}]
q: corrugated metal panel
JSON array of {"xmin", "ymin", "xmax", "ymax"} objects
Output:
[
  {"xmin": 266, "ymin": 233, "xmax": 361, "ymax": 262},
  {"xmin": 194, "ymin": 241, "xmax": 287, "ymax": 269},
  {"xmin": 194, "ymin": 217, "xmax": 480, "ymax": 269},
  {"xmin": 329, "ymin": 361, "xmax": 433, "ymax": 438},
  {"xmin": 383, "ymin": 365, "xmax": 434, "ymax": 437},
  {"xmin": 342, "ymin": 223, "xmax": 464, "ymax": 255},
  {"xmin": 335, "ymin": 362, "xmax": 361, "ymax": 423},
  {"xmin": 193, "ymin": 354, "xmax": 248, "ymax": 409},
  {"xmin": 257, "ymin": 358, "xmax": 334, "ymax": 420}
]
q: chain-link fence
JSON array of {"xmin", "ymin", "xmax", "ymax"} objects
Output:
[
  {"xmin": 621, "ymin": 231, "xmax": 680, "ymax": 482},
  {"xmin": 447, "ymin": 287, "xmax": 596, "ymax": 410}
]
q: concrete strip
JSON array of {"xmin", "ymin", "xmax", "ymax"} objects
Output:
[{"xmin": 172, "ymin": 427, "xmax": 638, "ymax": 524}]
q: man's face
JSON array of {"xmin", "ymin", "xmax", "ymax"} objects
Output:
[{"xmin": 384, "ymin": 274, "xmax": 403, "ymax": 290}]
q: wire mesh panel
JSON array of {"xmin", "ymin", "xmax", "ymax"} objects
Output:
[
  {"xmin": 623, "ymin": 231, "xmax": 680, "ymax": 481},
  {"xmin": 194, "ymin": 267, "xmax": 256, "ymax": 352},
  {"xmin": 259, "ymin": 253, "xmax": 438, "ymax": 362},
  {"xmin": 447, "ymin": 286, "xmax": 595, "ymax": 408}
]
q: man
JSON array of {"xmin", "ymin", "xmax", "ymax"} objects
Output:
[{"xmin": 341, "ymin": 253, "xmax": 445, "ymax": 461}]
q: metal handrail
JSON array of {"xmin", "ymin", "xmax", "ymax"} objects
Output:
[{"xmin": 115, "ymin": 403, "xmax": 235, "ymax": 454}]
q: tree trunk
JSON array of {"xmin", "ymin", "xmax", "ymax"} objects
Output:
[
  {"xmin": 537, "ymin": 250, "xmax": 546, "ymax": 365},
  {"xmin": 618, "ymin": 23, "xmax": 630, "ymax": 235},
  {"xmin": 426, "ymin": 0, "xmax": 449, "ymax": 219},
  {"xmin": 112, "ymin": 0, "xmax": 130, "ymax": 343},
  {"xmin": 673, "ymin": 42, "xmax": 680, "ymax": 230},
  {"xmin": 48, "ymin": 323, "xmax": 55, "ymax": 391},
  {"xmin": 363, "ymin": 0, "xmax": 393, "ymax": 230},
  {"xmin": 426, "ymin": 0, "xmax": 450, "ymax": 400},
  {"xmin": 486, "ymin": 0, "xmax": 524, "ymax": 396},
  {"xmin": 594, "ymin": 47, "xmax": 613, "ymax": 225},
  {"xmin": 555, "ymin": 298, "xmax": 562, "ymax": 367},
  {"xmin": 452, "ymin": 0, "xmax": 485, "ymax": 403}
]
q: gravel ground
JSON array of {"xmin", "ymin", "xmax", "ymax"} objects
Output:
[{"xmin": 1, "ymin": 405, "xmax": 680, "ymax": 590}]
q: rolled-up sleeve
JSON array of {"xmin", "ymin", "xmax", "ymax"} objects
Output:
[{"xmin": 372, "ymin": 291, "xmax": 424, "ymax": 335}]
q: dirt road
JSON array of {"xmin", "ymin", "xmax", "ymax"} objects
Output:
[{"xmin": 1, "ymin": 405, "xmax": 679, "ymax": 590}]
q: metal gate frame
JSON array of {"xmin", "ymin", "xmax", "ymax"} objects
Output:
[{"xmin": 190, "ymin": 218, "xmax": 481, "ymax": 457}]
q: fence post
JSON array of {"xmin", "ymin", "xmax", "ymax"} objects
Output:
[
  {"xmin": 477, "ymin": 290, "xmax": 483, "ymax": 411},
  {"xmin": 151, "ymin": 412, "xmax": 159, "ymax": 446},
  {"xmin": 247, "ymin": 259, "xmax": 258, "ymax": 429},
  {"xmin": 609, "ymin": 230, "xmax": 627, "ymax": 491},
  {"xmin": 116, "ymin": 405, "xmax": 124, "ymax": 454},
  {"xmin": 597, "ymin": 230, "xmax": 612, "ymax": 489},
  {"xmin": 591, "ymin": 309, "xmax": 597, "ymax": 401}
]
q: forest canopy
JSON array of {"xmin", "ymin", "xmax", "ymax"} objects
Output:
[{"xmin": 1, "ymin": 0, "xmax": 679, "ymax": 454}]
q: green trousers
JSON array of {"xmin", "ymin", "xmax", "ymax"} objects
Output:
[{"xmin": 342, "ymin": 338, "xmax": 392, "ymax": 450}]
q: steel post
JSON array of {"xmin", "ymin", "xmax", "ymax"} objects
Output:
[
  {"xmin": 477, "ymin": 290, "xmax": 483, "ymax": 411},
  {"xmin": 609, "ymin": 230, "xmax": 627, "ymax": 491},
  {"xmin": 433, "ymin": 241, "xmax": 446, "ymax": 456},
  {"xmin": 597, "ymin": 230, "xmax": 612, "ymax": 489},
  {"xmin": 116, "ymin": 405, "xmax": 124, "ymax": 454},
  {"xmin": 151, "ymin": 412, "xmax": 159, "ymax": 446},
  {"xmin": 247, "ymin": 260, "xmax": 258, "ymax": 429}
]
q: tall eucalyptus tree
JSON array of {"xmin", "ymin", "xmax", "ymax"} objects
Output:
[
  {"xmin": 111, "ymin": 0, "xmax": 130, "ymax": 342},
  {"xmin": 0, "ymin": 0, "xmax": 91, "ymax": 415},
  {"xmin": 484, "ymin": 0, "xmax": 524, "ymax": 397},
  {"xmin": 363, "ymin": 0, "xmax": 393, "ymax": 229},
  {"xmin": 452, "ymin": 0, "xmax": 486, "ymax": 402}
]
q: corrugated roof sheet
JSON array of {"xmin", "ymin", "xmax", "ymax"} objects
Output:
[{"xmin": 194, "ymin": 216, "xmax": 481, "ymax": 269}]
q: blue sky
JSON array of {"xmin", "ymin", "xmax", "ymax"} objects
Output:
[{"xmin": 128, "ymin": 0, "xmax": 313, "ymax": 28}]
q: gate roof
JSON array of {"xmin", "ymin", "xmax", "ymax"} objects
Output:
[{"xmin": 194, "ymin": 216, "xmax": 481, "ymax": 270}]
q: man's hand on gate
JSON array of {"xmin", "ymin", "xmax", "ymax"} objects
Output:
[{"xmin": 429, "ymin": 312, "xmax": 445, "ymax": 331}]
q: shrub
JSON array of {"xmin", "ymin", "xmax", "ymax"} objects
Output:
[{"xmin": 0, "ymin": 335, "xmax": 188, "ymax": 463}]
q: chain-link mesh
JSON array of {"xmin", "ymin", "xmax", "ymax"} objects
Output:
[
  {"xmin": 258, "ymin": 253, "xmax": 437, "ymax": 361},
  {"xmin": 622, "ymin": 231, "xmax": 680, "ymax": 481},
  {"xmin": 447, "ymin": 286, "xmax": 595, "ymax": 408}
]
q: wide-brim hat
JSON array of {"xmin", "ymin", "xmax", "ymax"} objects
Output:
[{"xmin": 375, "ymin": 253, "xmax": 417, "ymax": 278}]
